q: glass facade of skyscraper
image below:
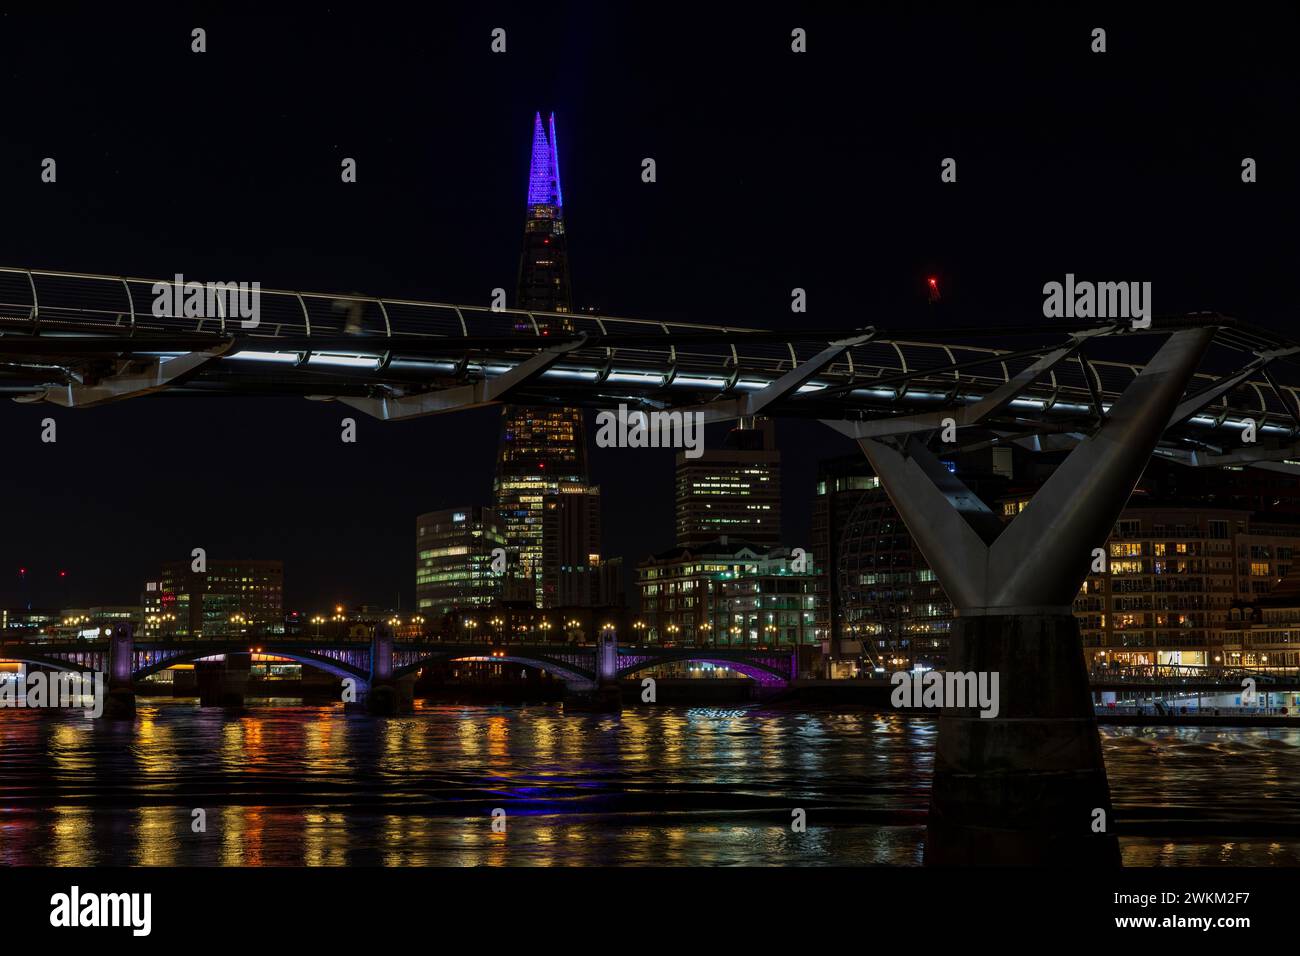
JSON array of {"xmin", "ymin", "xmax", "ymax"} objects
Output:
[
  {"xmin": 415, "ymin": 507, "xmax": 508, "ymax": 619},
  {"xmin": 675, "ymin": 418, "xmax": 781, "ymax": 550},
  {"xmin": 157, "ymin": 559, "xmax": 284, "ymax": 639},
  {"xmin": 494, "ymin": 112, "xmax": 592, "ymax": 606}
]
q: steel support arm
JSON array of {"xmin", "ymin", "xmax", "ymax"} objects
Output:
[
  {"xmin": 329, "ymin": 334, "xmax": 588, "ymax": 421},
  {"xmin": 855, "ymin": 437, "xmax": 997, "ymax": 611},
  {"xmin": 687, "ymin": 330, "xmax": 877, "ymax": 424},
  {"xmin": 1169, "ymin": 441, "xmax": 1300, "ymax": 468},
  {"xmin": 13, "ymin": 344, "xmax": 234, "ymax": 407},
  {"xmin": 987, "ymin": 327, "xmax": 1214, "ymax": 609},
  {"xmin": 830, "ymin": 327, "xmax": 1111, "ymax": 440},
  {"xmin": 847, "ymin": 328, "xmax": 1214, "ymax": 613},
  {"xmin": 1167, "ymin": 345, "xmax": 1300, "ymax": 428}
]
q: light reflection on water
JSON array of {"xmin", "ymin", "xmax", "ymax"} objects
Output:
[
  {"xmin": 1102, "ymin": 725, "xmax": 1300, "ymax": 865},
  {"xmin": 0, "ymin": 701, "xmax": 1293, "ymax": 865}
]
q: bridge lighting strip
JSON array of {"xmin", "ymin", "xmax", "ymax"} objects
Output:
[
  {"xmin": 221, "ymin": 351, "xmax": 401, "ymax": 369},
  {"xmin": 1185, "ymin": 414, "xmax": 1290, "ymax": 434},
  {"xmin": 135, "ymin": 350, "xmax": 1294, "ymax": 434},
  {"xmin": 147, "ymin": 350, "xmax": 996, "ymax": 401},
  {"xmin": 605, "ymin": 371, "xmax": 674, "ymax": 385},
  {"xmin": 386, "ymin": 359, "xmax": 460, "ymax": 373},
  {"xmin": 225, "ymin": 350, "xmax": 300, "ymax": 364},
  {"xmin": 306, "ymin": 354, "xmax": 384, "ymax": 368}
]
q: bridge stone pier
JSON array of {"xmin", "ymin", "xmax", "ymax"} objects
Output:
[
  {"xmin": 104, "ymin": 624, "xmax": 136, "ymax": 718},
  {"xmin": 197, "ymin": 651, "xmax": 251, "ymax": 709},
  {"xmin": 560, "ymin": 627, "xmax": 623, "ymax": 712},
  {"xmin": 595, "ymin": 626, "xmax": 624, "ymax": 710},
  {"xmin": 364, "ymin": 624, "xmax": 414, "ymax": 715},
  {"xmin": 841, "ymin": 328, "xmax": 1214, "ymax": 865}
]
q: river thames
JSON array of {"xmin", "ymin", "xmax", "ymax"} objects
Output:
[{"xmin": 0, "ymin": 701, "xmax": 1296, "ymax": 866}]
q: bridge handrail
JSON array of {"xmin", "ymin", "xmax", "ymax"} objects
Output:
[
  {"xmin": 4, "ymin": 267, "xmax": 1300, "ymax": 421},
  {"xmin": 1089, "ymin": 662, "xmax": 1285, "ymax": 683}
]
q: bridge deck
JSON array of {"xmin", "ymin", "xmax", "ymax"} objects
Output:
[{"xmin": 1, "ymin": 269, "xmax": 1299, "ymax": 467}]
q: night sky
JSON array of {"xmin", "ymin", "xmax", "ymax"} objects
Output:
[{"xmin": 0, "ymin": 6, "xmax": 1296, "ymax": 611}]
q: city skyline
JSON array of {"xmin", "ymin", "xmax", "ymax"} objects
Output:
[
  {"xmin": 3, "ymin": 10, "xmax": 1295, "ymax": 619},
  {"xmin": 4, "ymin": 80, "xmax": 1300, "ymax": 658},
  {"xmin": 1, "ymin": 6, "xmax": 1299, "ymax": 897}
]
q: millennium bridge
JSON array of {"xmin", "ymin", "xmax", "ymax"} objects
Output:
[{"xmin": 6, "ymin": 266, "xmax": 1300, "ymax": 864}]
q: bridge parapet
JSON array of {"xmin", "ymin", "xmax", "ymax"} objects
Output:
[
  {"xmin": 614, "ymin": 646, "xmax": 796, "ymax": 685},
  {"xmin": 1090, "ymin": 663, "xmax": 1285, "ymax": 686},
  {"xmin": 0, "ymin": 637, "xmax": 799, "ymax": 689}
]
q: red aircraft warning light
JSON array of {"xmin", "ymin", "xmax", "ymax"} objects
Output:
[{"xmin": 927, "ymin": 277, "xmax": 941, "ymax": 303}]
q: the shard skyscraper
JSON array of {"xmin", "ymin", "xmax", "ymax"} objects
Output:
[{"xmin": 493, "ymin": 113, "xmax": 590, "ymax": 607}]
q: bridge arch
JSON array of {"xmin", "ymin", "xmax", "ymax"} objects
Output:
[
  {"xmin": 616, "ymin": 651, "xmax": 793, "ymax": 686},
  {"xmin": 0, "ymin": 653, "xmax": 88, "ymax": 674},
  {"xmin": 393, "ymin": 651, "xmax": 594, "ymax": 685},
  {"xmin": 131, "ymin": 649, "xmax": 369, "ymax": 684}
]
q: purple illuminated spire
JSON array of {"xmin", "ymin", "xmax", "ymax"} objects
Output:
[{"xmin": 526, "ymin": 111, "xmax": 563, "ymax": 208}]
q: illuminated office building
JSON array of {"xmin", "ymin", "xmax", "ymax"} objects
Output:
[
  {"xmin": 157, "ymin": 559, "xmax": 284, "ymax": 638},
  {"xmin": 540, "ymin": 484, "xmax": 622, "ymax": 607},
  {"xmin": 415, "ymin": 507, "xmax": 507, "ymax": 618},
  {"xmin": 1073, "ymin": 507, "xmax": 1300, "ymax": 669},
  {"xmin": 0, "ymin": 608, "xmax": 59, "ymax": 635},
  {"xmin": 675, "ymin": 418, "xmax": 781, "ymax": 550},
  {"xmin": 823, "ymin": 447, "xmax": 1300, "ymax": 674},
  {"xmin": 1222, "ymin": 575, "xmax": 1300, "ymax": 671},
  {"xmin": 811, "ymin": 455, "xmax": 882, "ymax": 671},
  {"xmin": 54, "ymin": 606, "xmax": 142, "ymax": 641},
  {"xmin": 828, "ymin": 445, "xmax": 1031, "ymax": 674},
  {"xmin": 636, "ymin": 540, "xmax": 819, "ymax": 653},
  {"xmin": 494, "ymin": 112, "xmax": 591, "ymax": 606}
]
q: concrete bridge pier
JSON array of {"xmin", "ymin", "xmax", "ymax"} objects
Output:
[
  {"xmin": 564, "ymin": 627, "xmax": 622, "ymax": 712},
  {"xmin": 362, "ymin": 675, "xmax": 415, "ymax": 715},
  {"xmin": 104, "ymin": 624, "xmax": 136, "ymax": 718},
  {"xmin": 929, "ymin": 611, "xmax": 1111, "ymax": 864},
  {"xmin": 366, "ymin": 624, "xmax": 413, "ymax": 715},
  {"xmin": 172, "ymin": 667, "xmax": 198, "ymax": 697},
  {"xmin": 851, "ymin": 328, "xmax": 1213, "ymax": 865},
  {"xmin": 197, "ymin": 652, "xmax": 251, "ymax": 709}
]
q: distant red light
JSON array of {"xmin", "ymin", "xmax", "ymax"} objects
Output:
[
  {"xmin": 928, "ymin": 277, "xmax": 937, "ymax": 286},
  {"xmin": 59, "ymin": 570, "xmax": 66, "ymax": 578}
]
